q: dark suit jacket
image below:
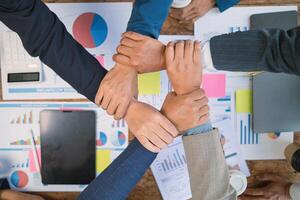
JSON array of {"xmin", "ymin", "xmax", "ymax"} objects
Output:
[{"xmin": 210, "ymin": 27, "xmax": 300, "ymax": 76}]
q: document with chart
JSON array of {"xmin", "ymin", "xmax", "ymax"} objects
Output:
[
  {"xmin": 0, "ymin": 3, "xmax": 132, "ymax": 100},
  {"xmin": 0, "ymin": 102, "xmax": 128, "ymax": 191}
]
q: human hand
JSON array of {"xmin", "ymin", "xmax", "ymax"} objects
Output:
[
  {"xmin": 125, "ymin": 100, "xmax": 178, "ymax": 152},
  {"xmin": 165, "ymin": 40, "xmax": 202, "ymax": 95},
  {"xmin": 161, "ymin": 89, "xmax": 209, "ymax": 132},
  {"xmin": 242, "ymin": 174, "xmax": 291, "ymax": 200},
  {"xmin": 113, "ymin": 31, "xmax": 166, "ymax": 73},
  {"xmin": 95, "ymin": 64, "xmax": 138, "ymax": 120},
  {"xmin": 170, "ymin": 0, "xmax": 215, "ymax": 23}
]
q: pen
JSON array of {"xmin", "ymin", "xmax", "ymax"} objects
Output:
[{"xmin": 30, "ymin": 129, "xmax": 40, "ymax": 172}]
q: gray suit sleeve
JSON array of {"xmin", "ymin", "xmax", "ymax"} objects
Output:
[
  {"xmin": 210, "ymin": 27, "xmax": 300, "ymax": 76},
  {"xmin": 182, "ymin": 129, "xmax": 236, "ymax": 200}
]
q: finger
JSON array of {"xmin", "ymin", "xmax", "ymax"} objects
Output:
[
  {"xmin": 114, "ymin": 100, "xmax": 130, "ymax": 120},
  {"xmin": 199, "ymin": 105, "xmax": 210, "ymax": 116},
  {"xmin": 199, "ymin": 113, "xmax": 209, "ymax": 124},
  {"xmin": 120, "ymin": 37, "xmax": 137, "ymax": 48},
  {"xmin": 165, "ymin": 42, "xmax": 175, "ymax": 65},
  {"xmin": 148, "ymin": 131, "xmax": 168, "ymax": 149},
  {"xmin": 100, "ymin": 95, "xmax": 111, "ymax": 110},
  {"xmin": 159, "ymin": 116, "xmax": 178, "ymax": 137},
  {"xmin": 193, "ymin": 40, "xmax": 201, "ymax": 64},
  {"xmin": 184, "ymin": 40, "xmax": 194, "ymax": 62},
  {"xmin": 189, "ymin": 89, "xmax": 206, "ymax": 100},
  {"xmin": 244, "ymin": 188, "xmax": 266, "ymax": 196},
  {"xmin": 136, "ymin": 135, "xmax": 160, "ymax": 153},
  {"xmin": 152, "ymin": 125, "xmax": 174, "ymax": 144},
  {"xmin": 122, "ymin": 31, "xmax": 147, "ymax": 41},
  {"xmin": 175, "ymin": 40, "xmax": 185, "ymax": 61},
  {"xmin": 94, "ymin": 88, "xmax": 104, "ymax": 106},
  {"xmin": 117, "ymin": 45, "xmax": 133, "ymax": 57},
  {"xmin": 242, "ymin": 196, "xmax": 269, "ymax": 200},
  {"xmin": 184, "ymin": 12, "xmax": 201, "ymax": 22},
  {"xmin": 112, "ymin": 54, "xmax": 131, "ymax": 66},
  {"xmin": 106, "ymin": 98, "xmax": 119, "ymax": 116},
  {"xmin": 256, "ymin": 174, "xmax": 283, "ymax": 182},
  {"xmin": 195, "ymin": 96, "xmax": 209, "ymax": 107}
]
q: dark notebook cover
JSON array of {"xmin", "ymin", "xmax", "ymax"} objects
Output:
[{"xmin": 250, "ymin": 10, "xmax": 299, "ymax": 132}]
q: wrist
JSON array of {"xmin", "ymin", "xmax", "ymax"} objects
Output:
[
  {"xmin": 124, "ymin": 98, "xmax": 138, "ymax": 121},
  {"xmin": 115, "ymin": 63, "xmax": 137, "ymax": 74},
  {"xmin": 175, "ymin": 87, "xmax": 200, "ymax": 95}
]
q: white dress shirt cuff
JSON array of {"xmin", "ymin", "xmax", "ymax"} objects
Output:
[{"xmin": 201, "ymin": 41, "xmax": 216, "ymax": 71}]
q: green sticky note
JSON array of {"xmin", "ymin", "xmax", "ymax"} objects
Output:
[
  {"xmin": 236, "ymin": 89, "xmax": 253, "ymax": 113},
  {"xmin": 138, "ymin": 72, "xmax": 161, "ymax": 95},
  {"xmin": 96, "ymin": 150, "xmax": 111, "ymax": 173}
]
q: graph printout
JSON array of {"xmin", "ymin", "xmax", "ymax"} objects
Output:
[{"xmin": 0, "ymin": 102, "xmax": 128, "ymax": 191}]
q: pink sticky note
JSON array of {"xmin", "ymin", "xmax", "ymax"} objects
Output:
[
  {"xmin": 202, "ymin": 74, "xmax": 226, "ymax": 98},
  {"xmin": 28, "ymin": 148, "xmax": 41, "ymax": 172},
  {"xmin": 96, "ymin": 55, "xmax": 105, "ymax": 66}
]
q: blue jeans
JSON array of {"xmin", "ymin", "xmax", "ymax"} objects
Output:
[{"xmin": 77, "ymin": 139, "xmax": 157, "ymax": 200}]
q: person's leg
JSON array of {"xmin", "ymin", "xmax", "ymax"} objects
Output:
[{"xmin": 78, "ymin": 139, "xmax": 157, "ymax": 200}]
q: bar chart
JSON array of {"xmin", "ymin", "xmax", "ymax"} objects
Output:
[
  {"xmin": 10, "ymin": 111, "xmax": 34, "ymax": 124},
  {"xmin": 238, "ymin": 113, "xmax": 259, "ymax": 145},
  {"xmin": 159, "ymin": 149, "xmax": 186, "ymax": 173}
]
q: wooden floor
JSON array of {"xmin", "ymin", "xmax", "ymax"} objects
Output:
[{"xmin": 1, "ymin": 0, "xmax": 300, "ymax": 199}]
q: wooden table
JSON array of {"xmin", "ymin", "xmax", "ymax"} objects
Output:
[{"xmin": 1, "ymin": 0, "xmax": 300, "ymax": 199}]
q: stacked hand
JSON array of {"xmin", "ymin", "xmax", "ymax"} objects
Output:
[
  {"xmin": 94, "ymin": 63, "xmax": 138, "ymax": 120},
  {"xmin": 113, "ymin": 32, "xmax": 166, "ymax": 73},
  {"xmin": 98, "ymin": 30, "xmax": 209, "ymax": 152}
]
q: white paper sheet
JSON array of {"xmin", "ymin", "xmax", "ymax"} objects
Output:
[{"xmin": 151, "ymin": 137, "xmax": 192, "ymax": 200}]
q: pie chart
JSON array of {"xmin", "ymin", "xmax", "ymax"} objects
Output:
[
  {"xmin": 268, "ymin": 132, "xmax": 281, "ymax": 140},
  {"xmin": 96, "ymin": 131, "xmax": 107, "ymax": 146},
  {"xmin": 10, "ymin": 170, "xmax": 29, "ymax": 188},
  {"xmin": 111, "ymin": 131, "xmax": 126, "ymax": 146},
  {"xmin": 73, "ymin": 13, "xmax": 108, "ymax": 48}
]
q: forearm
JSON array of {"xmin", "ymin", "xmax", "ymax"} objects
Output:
[
  {"xmin": 210, "ymin": 27, "xmax": 300, "ymax": 76},
  {"xmin": 0, "ymin": 0, "xmax": 107, "ymax": 102},
  {"xmin": 127, "ymin": 0, "xmax": 172, "ymax": 39},
  {"xmin": 182, "ymin": 129, "xmax": 235, "ymax": 200},
  {"xmin": 78, "ymin": 139, "xmax": 157, "ymax": 200}
]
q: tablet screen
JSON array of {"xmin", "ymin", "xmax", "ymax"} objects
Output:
[{"xmin": 40, "ymin": 110, "xmax": 96, "ymax": 185}]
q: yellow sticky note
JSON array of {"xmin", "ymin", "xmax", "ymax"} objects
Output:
[
  {"xmin": 236, "ymin": 89, "xmax": 253, "ymax": 113},
  {"xmin": 96, "ymin": 150, "xmax": 111, "ymax": 173},
  {"xmin": 138, "ymin": 72, "xmax": 161, "ymax": 95}
]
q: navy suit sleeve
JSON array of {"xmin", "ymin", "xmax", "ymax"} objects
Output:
[
  {"xmin": 0, "ymin": 0, "xmax": 107, "ymax": 102},
  {"xmin": 78, "ymin": 139, "xmax": 157, "ymax": 200},
  {"xmin": 126, "ymin": 0, "xmax": 173, "ymax": 39},
  {"xmin": 210, "ymin": 27, "xmax": 300, "ymax": 76},
  {"xmin": 216, "ymin": 0, "xmax": 240, "ymax": 12}
]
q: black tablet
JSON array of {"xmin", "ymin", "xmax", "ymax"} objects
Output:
[{"xmin": 40, "ymin": 110, "xmax": 96, "ymax": 185}]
